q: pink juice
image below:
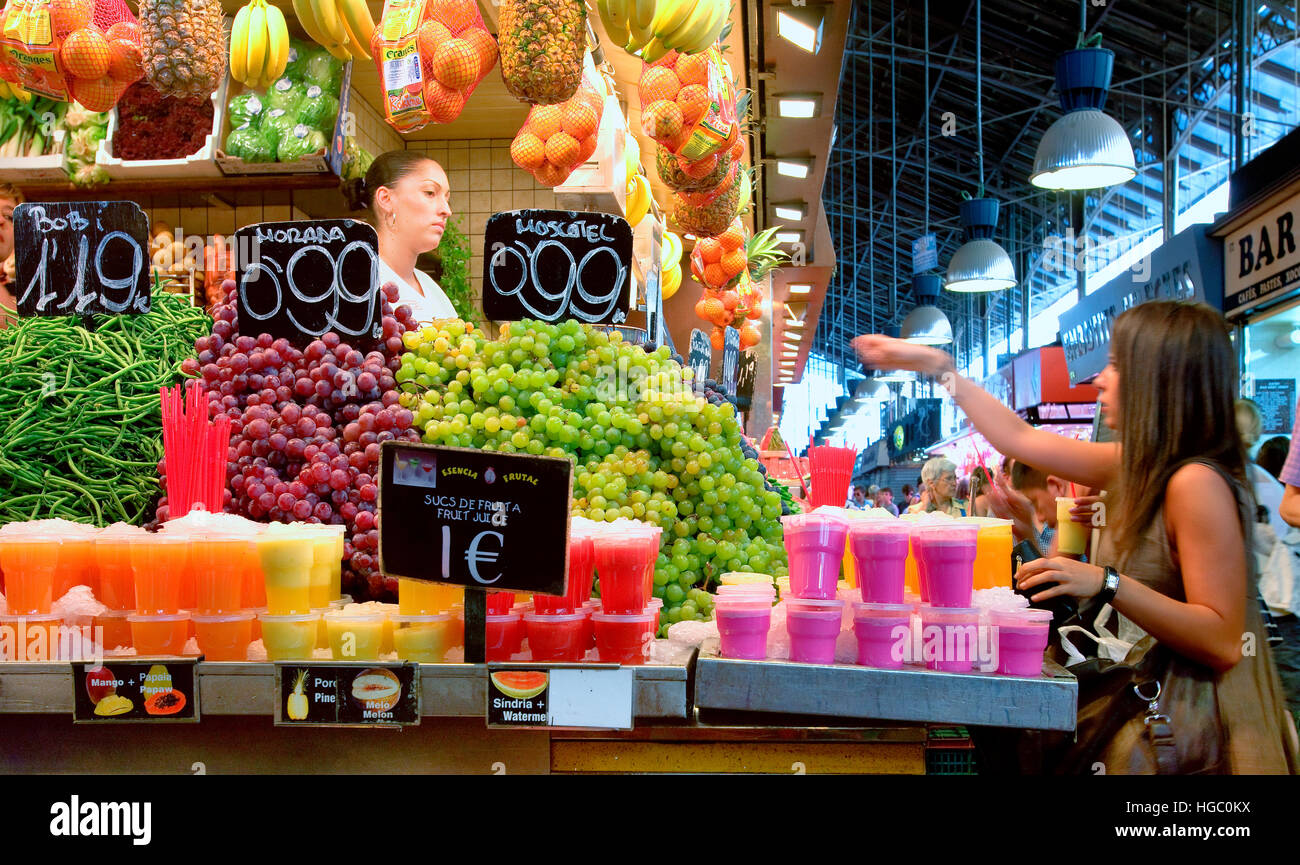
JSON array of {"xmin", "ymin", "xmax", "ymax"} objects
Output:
[
  {"xmin": 914, "ymin": 526, "xmax": 979, "ymax": 608},
  {"xmin": 852, "ymin": 602, "xmax": 913, "ymax": 669},
  {"xmin": 848, "ymin": 523, "xmax": 910, "ymax": 604},
  {"xmin": 919, "ymin": 607, "xmax": 980, "ymax": 672},
  {"xmin": 715, "ymin": 601, "xmax": 772, "ymax": 660},
  {"xmin": 992, "ymin": 609, "xmax": 1053, "ymax": 676},
  {"xmin": 785, "ymin": 598, "xmax": 844, "ymax": 664},
  {"xmin": 782, "ymin": 514, "xmax": 850, "ymax": 600}
]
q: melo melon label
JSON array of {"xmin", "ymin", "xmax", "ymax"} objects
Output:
[{"xmin": 274, "ymin": 663, "xmax": 420, "ymax": 728}]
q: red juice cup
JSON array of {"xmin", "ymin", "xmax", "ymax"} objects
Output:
[
  {"xmin": 919, "ymin": 606, "xmax": 981, "ymax": 672},
  {"xmin": 849, "ymin": 520, "xmax": 911, "ymax": 604},
  {"xmin": 592, "ymin": 610, "xmax": 656, "ymax": 664},
  {"xmin": 851, "ymin": 601, "xmax": 913, "ymax": 668},
  {"xmin": 785, "ymin": 597, "xmax": 844, "ymax": 663},
  {"xmin": 714, "ymin": 595, "xmax": 773, "ymax": 660},
  {"xmin": 485, "ymin": 592, "xmax": 516, "ymax": 615},
  {"xmin": 485, "ymin": 612, "xmax": 523, "ymax": 661},
  {"xmin": 781, "ymin": 513, "xmax": 850, "ymax": 599},
  {"xmin": 991, "ymin": 608, "xmax": 1054, "ymax": 676},
  {"xmin": 523, "ymin": 611, "xmax": 588, "ymax": 662},
  {"xmin": 582, "ymin": 600, "xmax": 600, "ymax": 650},
  {"xmin": 593, "ymin": 533, "xmax": 650, "ymax": 613},
  {"xmin": 569, "ymin": 533, "xmax": 596, "ymax": 607},
  {"xmin": 913, "ymin": 524, "xmax": 979, "ymax": 608}
]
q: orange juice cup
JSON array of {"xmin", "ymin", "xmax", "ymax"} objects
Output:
[
  {"xmin": 56, "ymin": 533, "xmax": 99, "ymax": 598},
  {"xmin": 242, "ymin": 555, "xmax": 267, "ymax": 608},
  {"xmin": 128, "ymin": 612, "xmax": 191, "ymax": 655},
  {"xmin": 256, "ymin": 528, "xmax": 315, "ymax": 615},
  {"xmin": 192, "ymin": 534, "xmax": 249, "ymax": 614},
  {"xmin": 94, "ymin": 609, "xmax": 133, "ymax": 651},
  {"xmin": 325, "ymin": 609, "xmax": 386, "ymax": 661},
  {"xmin": 958, "ymin": 517, "xmax": 1014, "ymax": 590},
  {"xmin": 192, "ymin": 611, "xmax": 255, "ymax": 661},
  {"xmin": 0, "ymin": 533, "xmax": 62, "ymax": 615},
  {"xmin": 392, "ymin": 614, "xmax": 456, "ymax": 663},
  {"xmin": 94, "ymin": 535, "xmax": 138, "ymax": 611},
  {"xmin": 326, "ymin": 525, "xmax": 346, "ymax": 601},
  {"xmin": 0, "ymin": 613, "xmax": 65, "ymax": 660},
  {"xmin": 399, "ymin": 578, "xmax": 463, "ymax": 615},
  {"xmin": 131, "ymin": 534, "xmax": 190, "ymax": 614},
  {"xmin": 258, "ymin": 612, "xmax": 320, "ymax": 661},
  {"xmin": 308, "ymin": 531, "xmax": 337, "ymax": 610}
]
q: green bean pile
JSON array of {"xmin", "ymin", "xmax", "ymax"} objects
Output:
[{"xmin": 0, "ymin": 291, "xmax": 210, "ymax": 526}]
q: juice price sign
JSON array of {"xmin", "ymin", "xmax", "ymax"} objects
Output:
[
  {"xmin": 274, "ymin": 663, "xmax": 420, "ymax": 727},
  {"xmin": 486, "ymin": 667, "xmax": 633, "ymax": 730},
  {"xmin": 377, "ymin": 442, "xmax": 574, "ymax": 596},
  {"xmin": 71, "ymin": 660, "xmax": 199, "ymax": 723}
]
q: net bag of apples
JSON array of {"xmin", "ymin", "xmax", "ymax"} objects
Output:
[
  {"xmin": 0, "ymin": 0, "xmax": 144, "ymax": 109},
  {"xmin": 371, "ymin": 0, "xmax": 497, "ymax": 132},
  {"xmin": 509, "ymin": 67, "xmax": 603, "ymax": 187}
]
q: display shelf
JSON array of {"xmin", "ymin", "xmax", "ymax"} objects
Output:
[
  {"xmin": 18, "ymin": 174, "xmax": 343, "ymax": 202},
  {"xmin": 0, "ymin": 660, "xmax": 689, "ymax": 720},
  {"xmin": 693, "ymin": 639, "xmax": 1078, "ymax": 731}
]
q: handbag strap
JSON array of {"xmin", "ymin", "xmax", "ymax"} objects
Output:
[{"xmin": 1135, "ymin": 679, "xmax": 1180, "ymax": 774}]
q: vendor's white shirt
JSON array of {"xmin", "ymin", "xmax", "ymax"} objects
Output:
[{"xmin": 376, "ymin": 257, "xmax": 457, "ymax": 325}]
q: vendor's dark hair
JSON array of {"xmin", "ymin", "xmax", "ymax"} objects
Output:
[{"xmin": 341, "ymin": 150, "xmax": 436, "ymax": 214}]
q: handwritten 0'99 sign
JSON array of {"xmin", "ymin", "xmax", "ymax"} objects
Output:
[
  {"xmin": 483, "ymin": 209, "xmax": 633, "ymax": 324},
  {"xmin": 15, "ymin": 201, "xmax": 151, "ymax": 317},
  {"xmin": 234, "ymin": 219, "xmax": 382, "ymax": 350}
]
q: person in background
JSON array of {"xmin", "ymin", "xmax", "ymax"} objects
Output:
[
  {"xmin": 846, "ymin": 485, "xmax": 869, "ymax": 510},
  {"xmin": 908, "ymin": 457, "xmax": 968, "ymax": 517},
  {"xmin": 956, "ymin": 477, "xmax": 971, "ymax": 503},
  {"xmin": 969, "ymin": 466, "xmax": 993, "ymax": 517},
  {"xmin": 874, "ymin": 486, "xmax": 899, "ymax": 516},
  {"xmin": 342, "ymin": 150, "xmax": 457, "ymax": 326},
  {"xmin": 900, "ymin": 484, "xmax": 916, "ymax": 507},
  {"xmin": 1281, "ymin": 402, "xmax": 1300, "ymax": 529},
  {"xmin": 0, "ymin": 182, "xmax": 25, "ymax": 329},
  {"xmin": 1237, "ymin": 399, "xmax": 1289, "ymax": 539},
  {"xmin": 1258, "ymin": 435, "xmax": 1290, "ymax": 482},
  {"xmin": 992, "ymin": 460, "xmax": 1073, "ymax": 557}
]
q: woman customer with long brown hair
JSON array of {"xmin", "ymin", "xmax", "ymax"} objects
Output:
[{"xmin": 855, "ymin": 300, "xmax": 1297, "ymax": 774}]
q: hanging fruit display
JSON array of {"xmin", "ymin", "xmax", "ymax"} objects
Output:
[
  {"xmin": 291, "ymin": 0, "xmax": 375, "ymax": 61},
  {"xmin": 672, "ymin": 162, "xmax": 744, "ymax": 237},
  {"xmin": 498, "ymin": 0, "xmax": 586, "ymax": 105},
  {"xmin": 0, "ymin": 0, "xmax": 143, "ymax": 108},
  {"xmin": 660, "ymin": 229, "xmax": 682, "ymax": 300},
  {"xmin": 690, "ymin": 221, "xmax": 786, "ymax": 351},
  {"xmin": 138, "ymin": 0, "xmax": 226, "ymax": 99},
  {"xmin": 230, "ymin": 0, "xmax": 290, "ymax": 90},
  {"xmin": 509, "ymin": 68, "xmax": 603, "ymax": 187},
  {"xmin": 597, "ymin": 0, "xmax": 729, "ymax": 61},
  {"xmin": 638, "ymin": 47, "xmax": 736, "ymax": 162}
]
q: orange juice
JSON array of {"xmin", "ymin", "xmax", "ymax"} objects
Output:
[
  {"xmin": 399, "ymin": 578, "xmax": 463, "ymax": 615},
  {"xmin": 128, "ymin": 612, "xmax": 190, "ymax": 655},
  {"xmin": 94, "ymin": 609, "xmax": 133, "ymax": 651},
  {"xmin": 959, "ymin": 517, "xmax": 1014, "ymax": 590},
  {"xmin": 191, "ymin": 534, "xmax": 248, "ymax": 614},
  {"xmin": 131, "ymin": 535, "xmax": 190, "ymax": 614},
  {"xmin": 256, "ymin": 527, "xmax": 314, "ymax": 615},
  {"xmin": 243, "ymin": 552, "xmax": 267, "ymax": 608},
  {"xmin": 56, "ymin": 535, "xmax": 99, "ymax": 598},
  {"xmin": 0, "ymin": 534, "xmax": 61, "ymax": 614},
  {"xmin": 259, "ymin": 612, "xmax": 320, "ymax": 661},
  {"xmin": 392, "ymin": 614, "xmax": 455, "ymax": 662},
  {"xmin": 192, "ymin": 612, "xmax": 255, "ymax": 661},
  {"xmin": 94, "ymin": 537, "xmax": 136, "ymax": 610},
  {"xmin": 325, "ymin": 610, "xmax": 385, "ymax": 660}
]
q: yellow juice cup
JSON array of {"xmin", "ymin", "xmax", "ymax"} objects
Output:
[
  {"xmin": 379, "ymin": 603, "xmax": 398, "ymax": 654},
  {"xmin": 255, "ymin": 528, "xmax": 314, "ymax": 615},
  {"xmin": 259, "ymin": 612, "xmax": 320, "ymax": 661},
  {"xmin": 392, "ymin": 614, "xmax": 456, "ymax": 662},
  {"xmin": 324, "ymin": 610, "xmax": 385, "ymax": 661},
  {"xmin": 1056, "ymin": 497, "xmax": 1089, "ymax": 555},
  {"xmin": 308, "ymin": 533, "xmax": 336, "ymax": 610},
  {"xmin": 959, "ymin": 517, "xmax": 1014, "ymax": 590},
  {"xmin": 399, "ymin": 578, "xmax": 463, "ymax": 615},
  {"xmin": 327, "ymin": 525, "xmax": 346, "ymax": 601},
  {"xmin": 720, "ymin": 572, "xmax": 776, "ymax": 586}
]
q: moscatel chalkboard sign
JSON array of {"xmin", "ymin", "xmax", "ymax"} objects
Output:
[
  {"xmin": 688, "ymin": 328, "xmax": 711, "ymax": 385},
  {"xmin": 721, "ymin": 326, "xmax": 739, "ymax": 395},
  {"xmin": 234, "ymin": 219, "xmax": 382, "ymax": 350},
  {"xmin": 735, "ymin": 351, "xmax": 757, "ymax": 410},
  {"xmin": 483, "ymin": 209, "xmax": 633, "ymax": 324},
  {"xmin": 377, "ymin": 442, "xmax": 574, "ymax": 596},
  {"xmin": 14, "ymin": 201, "xmax": 151, "ymax": 317}
]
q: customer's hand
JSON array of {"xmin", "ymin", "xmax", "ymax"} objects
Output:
[
  {"xmin": 988, "ymin": 474, "xmax": 1037, "ymax": 545},
  {"xmin": 1015, "ymin": 557, "xmax": 1106, "ymax": 602},
  {"xmin": 1068, "ymin": 494, "xmax": 1104, "ymax": 526},
  {"xmin": 852, "ymin": 335, "xmax": 953, "ymax": 377}
]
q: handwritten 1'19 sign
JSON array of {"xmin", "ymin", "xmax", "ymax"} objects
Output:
[{"xmin": 483, "ymin": 209, "xmax": 633, "ymax": 325}]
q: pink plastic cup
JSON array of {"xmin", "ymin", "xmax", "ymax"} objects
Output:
[
  {"xmin": 486, "ymin": 612, "xmax": 524, "ymax": 662},
  {"xmin": 714, "ymin": 596, "xmax": 772, "ymax": 660},
  {"xmin": 992, "ymin": 608, "xmax": 1054, "ymax": 677},
  {"xmin": 524, "ymin": 612, "xmax": 588, "ymax": 662},
  {"xmin": 782, "ymin": 513, "xmax": 850, "ymax": 600},
  {"xmin": 851, "ymin": 602, "xmax": 913, "ymax": 668},
  {"xmin": 592, "ymin": 609, "xmax": 656, "ymax": 664},
  {"xmin": 919, "ymin": 606, "xmax": 981, "ymax": 672},
  {"xmin": 593, "ymin": 533, "xmax": 652, "ymax": 614},
  {"xmin": 785, "ymin": 597, "xmax": 845, "ymax": 664},
  {"xmin": 485, "ymin": 592, "xmax": 516, "ymax": 615},
  {"xmin": 913, "ymin": 524, "xmax": 980, "ymax": 608},
  {"xmin": 849, "ymin": 521, "xmax": 912, "ymax": 604}
]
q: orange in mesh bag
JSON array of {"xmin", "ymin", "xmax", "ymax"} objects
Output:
[
  {"xmin": 510, "ymin": 69, "xmax": 602, "ymax": 188},
  {"xmin": 639, "ymin": 46, "xmax": 736, "ymax": 162},
  {"xmin": 371, "ymin": 0, "xmax": 497, "ymax": 132},
  {"xmin": 0, "ymin": 0, "xmax": 142, "ymax": 106}
]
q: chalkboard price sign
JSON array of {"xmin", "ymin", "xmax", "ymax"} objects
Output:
[
  {"xmin": 721, "ymin": 327, "xmax": 739, "ymax": 395},
  {"xmin": 735, "ymin": 351, "xmax": 757, "ymax": 410},
  {"xmin": 688, "ymin": 329, "xmax": 711, "ymax": 384},
  {"xmin": 234, "ymin": 219, "xmax": 382, "ymax": 350},
  {"xmin": 483, "ymin": 209, "xmax": 633, "ymax": 324},
  {"xmin": 377, "ymin": 442, "xmax": 574, "ymax": 596},
  {"xmin": 15, "ymin": 201, "xmax": 151, "ymax": 318},
  {"xmin": 1255, "ymin": 378, "xmax": 1296, "ymax": 434}
]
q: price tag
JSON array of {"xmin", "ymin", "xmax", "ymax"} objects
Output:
[
  {"xmin": 234, "ymin": 219, "xmax": 382, "ymax": 350},
  {"xmin": 377, "ymin": 442, "xmax": 574, "ymax": 596},
  {"xmin": 486, "ymin": 666, "xmax": 633, "ymax": 730},
  {"xmin": 735, "ymin": 351, "xmax": 757, "ymax": 410},
  {"xmin": 15, "ymin": 201, "xmax": 151, "ymax": 318},
  {"xmin": 273, "ymin": 663, "xmax": 420, "ymax": 727},
  {"xmin": 721, "ymin": 326, "xmax": 739, "ymax": 394},
  {"xmin": 688, "ymin": 328, "xmax": 711, "ymax": 384},
  {"xmin": 483, "ymin": 209, "xmax": 633, "ymax": 324},
  {"xmin": 71, "ymin": 659, "xmax": 199, "ymax": 723}
]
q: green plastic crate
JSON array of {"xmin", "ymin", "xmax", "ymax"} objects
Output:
[{"xmin": 926, "ymin": 727, "xmax": 977, "ymax": 775}]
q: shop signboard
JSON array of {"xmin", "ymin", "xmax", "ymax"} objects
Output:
[
  {"xmin": 1059, "ymin": 225, "xmax": 1222, "ymax": 383},
  {"xmin": 911, "ymin": 234, "xmax": 937, "ymax": 273},
  {"xmin": 1223, "ymin": 191, "xmax": 1300, "ymax": 317},
  {"xmin": 486, "ymin": 666, "xmax": 633, "ymax": 730},
  {"xmin": 233, "ymin": 219, "xmax": 382, "ymax": 350},
  {"xmin": 14, "ymin": 201, "xmax": 151, "ymax": 318},
  {"xmin": 377, "ymin": 442, "xmax": 573, "ymax": 596},
  {"xmin": 886, "ymin": 398, "xmax": 942, "ymax": 461},
  {"xmin": 483, "ymin": 209, "xmax": 633, "ymax": 324},
  {"xmin": 71, "ymin": 659, "xmax": 199, "ymax": 723},
  {"xmin": 273, "ymin": 663, "xmax": 419, "ymax": 728},
  {"xmin": 1255, "ymin": 378, "xmax": 1296, "ymax": 434},
  {"xmin": 1012, "ymin": 347, "xmax": 1100, "ymax": 410}
]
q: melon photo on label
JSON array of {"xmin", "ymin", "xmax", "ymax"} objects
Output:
[{"xmin": 490, "ymin": 670, "xmax": 548, "ymax": 700}]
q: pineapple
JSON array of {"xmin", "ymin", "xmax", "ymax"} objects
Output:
[
  {"xmin": 498, "ymin": 0, "xmax": 586, "ymax": 105},
  {"xmin": 139, "ymin": 0, "xmax": 226, "ymax": 100},
  {"xmin": 673, "ymin": 165, "xmax": 744, "ymax": 238},
  {"xmin": 656, "ymin": 144, "xmax": 732, "ymax": 193}
]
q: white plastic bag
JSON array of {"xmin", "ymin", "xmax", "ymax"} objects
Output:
[{"xmin": 1057, "ymin": 603, "xmax": 1136, "ymax": 665}]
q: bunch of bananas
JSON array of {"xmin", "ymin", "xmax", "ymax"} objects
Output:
[
  {"xmin": 626, "ymin": 173, "xmax": 651, "ymax": 227},
  {"xmin": 231, "ymin": 0, "xmax": 290, "ymax": 89},
  {"xmin": 0, "ymin": 80, "xmax": 32, "ymax": 103},
  {"xmin": 660, "ymin": 229, "xmax": 682, "ymax": 299},
  {"xmin": 597, "ymin": 0, "xmax": 728, "ymax": 61},
  {"xmin": 291, "ymin": 0, "xmax": 375, "ymax": 62}
]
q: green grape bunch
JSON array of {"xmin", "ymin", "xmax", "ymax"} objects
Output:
[{"xmin": 396, "ymin": 318, "xmax": 789, "ymax": 635}]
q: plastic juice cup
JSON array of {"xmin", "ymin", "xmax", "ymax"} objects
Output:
[
  {"xmin": 714, "ymin": 596, "xmax": 773, "ymax": 660},
  {"xmin": 720, "ymin": 572, "xmax": 777, "ymax": 587},
  {"xmin": 648, "ymin": 597, "xmax": 664, "ymax": 632},
  {"xmin": 776, "ymin": 576, "xmax": 791, "ymax": 599},
  {"xmin": 523, "ymin": 611, "xmax": 588, "ymax": 662},
  {"xmin": 378, "ymin": 603, "xmax": 398, "ymax": 654},
  {"xmin": 848, "ymin": 521, "xmax": 911, "ymax": 604},
  {"xmin": 0, "ymin": 614, "xmax": 65, "ymax": 660},
  {"xmin": 582, "ymin": 600, "xmax": 599, "ymax": 650},
  {"xmin": 781, "ymin": 513, "xmax": 851, "ymax": 600},
  {"xmin": 258, "ymin": 612, "xmax": 321, "ymax": 661},
  {"xmin": 593, "ymin": 533, "xmax": 652, "ymax": 614},
  {"xmin": 127, "ymin": 612, "xmax": 191, "ymax": 656},
  {"xmin": 191, "ymin": 611, "xmax": 255, "ymax": 662},
  {"xmin": 592, "ymin": 610, "xmax": 657, "ymax": 665},
  {"xmin": 308, "ymin": 533, "xmax": 337, "ymax": 610},
  {"xmin": 991, "ymin": 608, "xmax": 1054, "ymax": 676},
  {"xmin": 785, "ymin": 598, "xmax": 845, "ymax": 664},
  {"xmin": 256, "ymin": 531, "xmax": 314, "ymax": 615},
  {"xmin": 567, "ymin": 533, "xmax": 596, "ymax": 608},
  {"xmin": 56, "ymin": 534, "xmax": 98, "ymax": 599},
  {"xmin": 851, "ymin": 602, "xmax": 914, "ymax": 669},
  {"xmin": 959, "ymin": 517, "xmax": 1015, "ymax": 590},
  {"xmin": 324, "ymin": 610, "xmax": 386, "ymax": 661},
  {"xmin": 913, "ymin": 524, "xmax": 980, "ymax": 608},
  {"xmin": 191, "ymin": 534, "xmax": 248, "ymax": 614},
  {"xmin": 130, "ymin": 534, "xmax": 190, "ymax": 614},
  {"xmin": 392, "ymin": 614, "xmax": 455, "ymax": 663},
  {"xmin": 399, "ymin": 578, "xmax": 462, "ymax": 615},
  {"xmin": 312, "ymin": 609, "xmax": 330, "ymax": 650},
  {"xmin": 450, "ymin": 605, "xmax": 466, "ymax": 649},
  {"xmin": 0, "ymin": 534, "xmax": 61, "ymax": 615},
  {"xmin": 1055, "ymin": 497, "xmax": 1089, "ymax": 555},
  {"xmin": 533, "ymin": 590, "xmax": 574, "ymax": 615},
  {"xmin": 94, "ymin": 609, "xmax": 133, "ymax": 651},
  {"xmin": 242, "ymin": 554, "xmax": 267, "ymax": 609},
  {"xmin": 486, "ymin": 591, "xmax": 516, "ymax": 615},
  {"xmin": 919, "ymin": 606, "xmax": 981, "ymax": 672},
  {"xmin": 94, "ymin": 537, "xmax": 136, "ymax": 611},
  {"xmin": 326, "ymin": 525, "xmax": 346, "ymax": 601},
  {"xmin": 485, "ymin": 612, "xmax": 524, "ymax": 662}
]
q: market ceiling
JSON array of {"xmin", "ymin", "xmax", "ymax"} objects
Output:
[{"xmin": 817, "ymin": 0, "xmax": 1300, "ymax": 373}]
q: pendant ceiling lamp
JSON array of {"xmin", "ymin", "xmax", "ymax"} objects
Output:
[
  {"xmin": 853, "ymin": 376, "xmax": 892, "ymax": 403},
  {"xmin": 945, "ymin": 0, "xmax": 1015, "ymax": 294},
  {"xmin": 901, "ymin": 273, "xmax": 953, "ymax": 344}
]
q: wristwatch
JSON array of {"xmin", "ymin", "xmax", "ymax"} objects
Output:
[{"xmin": 1096, "ymin": 566, "xmax": 1120, "ymax": 606}]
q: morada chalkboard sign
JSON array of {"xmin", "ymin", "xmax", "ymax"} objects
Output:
[
  {"xmin": 377, "ymin": 442, "xmax": 574, "ymax": 596},
  {"xmin": 234, "ymin": 219, "xmax": 382, "ymax": 350},
  {"xmin": 688, "ymin": 329, "xmax": 711, "ymax": 385},
  {"xmin": 483, "ymin": 209, "xmax": 633, "ymax": 324},
  {"xmin": 14, "ymin": 201, "xmax": 151, "ymax": 317}
]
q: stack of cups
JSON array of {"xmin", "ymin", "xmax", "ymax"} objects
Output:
[
  {"xmin": 780, "ymin": 512, "xmax": 849, "ymax": 664},
  {"xmin": 254, "ymin": 523, "xmax": 320, "ymax": 661},
  {"xmin": 190, "ymin": 531, "xmax": 256, "ymax": 661},
  {"xmin": 848, "ymin": 519, "xmax": 914, "ymax": 668},
  {"xmin": 395, "ymin": 578, "xmax": 462, "ymax": 663},
  {"xmin": 525, "ymin": 530, "xmax": 595, "ymax": 662},
  {"xmin": 93, "ymin": 523, "xmax": 146, "ymax": 650},
  {"xmin": 0, "ymin": 530, "xmax": 65, "ymax": 648},
  {"xmin": 912, "ymin": 522, "xmax": 981, "ymax": 672},
  {"xmin": 128, "ymin": 533, "xmax": 192, "ymax": 655},
  {"xmin": 714, "ymin": 582, "xmax": 776, "ymax": 660},
  {"xmin": 590, "ymin": 522, "xmax": 661, "ymax": 664}
]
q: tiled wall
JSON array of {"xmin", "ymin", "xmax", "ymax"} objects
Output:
[
  {"xmin": 351, "ymin": 94, "xmax": 404, "ymax": 159},
  {"xmin": 140, "ymin": 192, "xmax": 310, "ymax": 240}
]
